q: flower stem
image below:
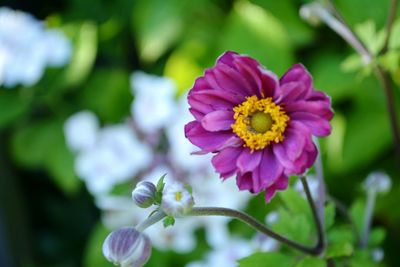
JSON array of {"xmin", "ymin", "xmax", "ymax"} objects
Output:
[
  {"xmin": 136, "ymin": 210, "xmax": 166, "ymax": 232},
  {"xmin": 190, "ymin": 176, "xmax": 325, "ymax": 256},
  {"xmin": 314, "ymin": 138, "xmax": 326, "ymax": 225},
  {"xmin": 360, "ymin": 189, "xmax": 377, "ymax": 248},
  {"xmin": 381, "ymin": 0, "xmax": 398, "ymax": 53},
  {"xmin": 305, "ymin": 1, "xmax": 400, "ymax": 157}
]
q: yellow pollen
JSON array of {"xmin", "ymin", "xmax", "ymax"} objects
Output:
[
  {"xmin": 175, "ymin": 191, "xmax": 182, "ymax": 201},
  {"xmin": 231, "ymin": 96, "xmax": 289, "ymax": 151}
]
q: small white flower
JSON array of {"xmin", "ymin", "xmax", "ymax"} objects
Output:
[
  {"xmin": 363, "ymin": 171, "xmax": 392, "ymax": 194},
  {"xmin": 130, "ymin": 72, "xmax": 176, "ymax": 133},
  {"xmin": 64, "ymin": 110, "xmax": 99, "ymax": 152},
  {"xmin": 161, "ymin": 182, "xmax": 194, "ymax": 217},
  {"xmin": 103, "ymin": 227, "xmax": 152, "ymax": 267},
  {"xmin": 265, "ymin": 211, "xmax": 279, "ymax": 225}
]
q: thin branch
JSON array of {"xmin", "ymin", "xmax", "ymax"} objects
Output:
[{"xmin": 382, "ymin": 0, "xmax": 398, "ymax": 53}]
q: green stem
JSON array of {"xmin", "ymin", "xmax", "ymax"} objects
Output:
[
  {"xmin": 381, "ymin": 0, "xmax": 398, "ymax": 53},
  {"xmin": 190, "ymin": 176, "xmax": 325, "ymax": 256},
  {"xmin": 137, "ymin": 178, "xmax": 325, "ymax": 255}
]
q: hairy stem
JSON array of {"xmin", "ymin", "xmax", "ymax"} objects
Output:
[
  {"xmin": 360, "ymin": 190, "xmax": 377, "ymax": 248},
  {"xmin": 190, "ymin": 176, "xmax": 325, "ymax": 255},
  {"xmin": 136, "ymin": 210, "xmax": 166, "ymax": 232},
  {"xmin": 305, "ymin": 1, "xmax": 400, "ymax": 156},
  {"xmin": 382, "ymin": 0, "xmax": 398, "ymax": 53}
]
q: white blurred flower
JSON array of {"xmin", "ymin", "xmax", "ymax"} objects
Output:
[
  {"xmin": 0, "ymin": 7, "xmax": 71, "ymax": 88},
  {"xmin": 130, "ymin": 72, "xmax": 176, "ymax": 133},
  {"xmin": 363, "ymin": 171, "xmax": 392, "ymax": 194},
  {"xmin": 186, "ymin": 238, "xmax": 253, "ymax": 267},
  {"xmin": 96, "ymin": 195, "xmax": 147, "ymax": 229},
  {"xmin": 64, "ymin": 110, "xmax": 99, "ymax": 152},
  {"xmin": 166, "ymin": 95, "xmax": 212, "ymax": 172},
  {"xmin": 145, "ymin": 217, "xmax": 199, "ymax": 253},
  {"xmin": 265, "ymin": 211, "xmax": 279, "ymax": 225},
  {"xmin": 371, "ymin": 248, "xmax": 384, "ymax": 262},
  {"xmin": 75, "ymin": 123, "xmax": 152, "ymax": 195}
]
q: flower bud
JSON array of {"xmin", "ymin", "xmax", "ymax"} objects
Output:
[
  {"xmin": 132, "ymin": 181, "xmax": 157, "ymax": 208},
  {"xmin": 103, "ymin": 227, "xmax": 152, "ymax": 267},
  {"xmin": 161, "ymin": 182, "xmax": 194, "ymax": 217},
  {"xmin": 299, "ymin": 2, "xmax": 324, "ymax": 26},
  {"xmin": 363, "ymin": 171, "xmax": 391, "ymax": 194}
]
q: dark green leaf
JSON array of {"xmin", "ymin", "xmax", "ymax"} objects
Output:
[
  {"xmin": 239, "ymin": 252, "xmax": 295, "ymax": 267},
  {"xmin": 295, "ymin": 257, "xmax": 325, "ymax": 267},
  {"xmin": 163, "ymin": 216, "xmax": 175, "ymax": 228}
]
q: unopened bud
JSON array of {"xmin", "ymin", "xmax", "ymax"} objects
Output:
[
  {"xmin": 300, "ymin": 2, "xmax": 325, "ymax": 26},
  {"xmin": 102, "ymin": 227, "xmax": 152, "ymax": 267},
  {"xmin": 132, "ymin": 181, "xmax": 157, "ymax": 208},
  {"xmin": 161, "ymin": 182, "xmax": 194, "ymax": 217},
  {"xmin": 363, "ymin": 171, "xmax": 391, "ymax": 194}
]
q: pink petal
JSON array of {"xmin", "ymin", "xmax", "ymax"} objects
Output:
[
  {"xmin": 275, "ymin": 82, "xmax": 308, "ymax": 103},
  {"xmin": 285, "ymin": 100, "xmax": 334, "ymax": 121},
  {"xmin": 290, "ymin": 112, "xmax": 332, "ymax": 136},
  {"xmin": 236, "ymin": 172, "xmax": 255, "ymax": 192},
  {"xmin": 265, "ymin": 176, "xmax": 288, "ymax": 202},
  {"xmin": 259, "ymin": 147, "xmax": 284, "ymax": 188},
  {"xmin": 201, "ymin": 110, "xmax": 234, "ymax": 132},
  {"xmin": 280, "ymin": 64, "xmax": 312, "ymax": 92},
  {"xmin": 212, "ymin": 147, "xmax": 242, "ymax": 179},
  {"xmin": 185, "ymin": 121, "xmax": 239, "ymax": 153},
  {"xmin": 236, "ymin": 149, "xmax": 263, "ymax": 174}
]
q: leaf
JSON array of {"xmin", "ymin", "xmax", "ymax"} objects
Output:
[
  {"xmin": 0, "ymin": 90, "xmax": 29, "ymax": 129},
  {"xmin": 249, "ymin": 0, "xmax": 314, "ymax": 45},
  {"xmin": 279, "ymin": 188, "xmax": 310, "ymax": 216},
  {"xmin": 238, "ymin": 252, "xmax": 295, "ymax": 267},
  {"xmin": 324, "ymin": 202, "xmax": 336, "ymax": 230},
  {"xmin": 63, "ymin": 22, "xmax": 98, "ymax": 87},
  {"xmin": 326, "ymin": 240, "xmax": 354, "ymax": 258},
  {"xmin": 354, "ymin": 20, "xmax": 386, "ymax": 55},
  {"xmin": 273, "ymin": 209, "xmax": 312, "ymax": 244},
  {"xmin": 163, "ymin": 216, "xmax": 175, "ymax": 228},
  {"xmin": 83, "ymin": 223, "xmax": 111, "ymax": 267},
  {"xmin": 295, "ymin": 257, "xmax": 325, "ymax": 267},
  {"xmin": 368, "ymin": 227, "xmax": 386, "ymax": 247},
  {"xmin": 132, "ymin": 0, "xmax": 185, "ymax": 63},
  {"xmin": 218, "ymin": 1, "xmax": 294, "ymax": 74},
  {"xmin": 80, "ymin": 68, "xmax": 132, "ymax": 123},
  {"xmin": 350, "ymin": 198, "xmax": 366, "ymax": 236},
  {"xmin": 11, "ymin": 119, "xmax": 80, "ymax": 194}
]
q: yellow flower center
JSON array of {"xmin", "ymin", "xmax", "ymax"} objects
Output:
[
  {"xmin": 175, "ymin": 191, "xmax": 182, "ymax": 201},
  {"xmin": 231, "ymin": 96, "xmax": 289, "ymax": 151}
]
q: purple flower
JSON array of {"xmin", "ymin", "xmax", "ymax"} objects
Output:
[{"xmin": 184, "ymin": 51, "xmax": 333, "ymax": 202}]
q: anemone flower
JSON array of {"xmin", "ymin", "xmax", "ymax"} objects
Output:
[{"xmin": 185, "ymin": 51, "xmax": 333, "ymax": 202}]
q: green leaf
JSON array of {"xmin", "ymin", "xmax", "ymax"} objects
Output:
[
  {"xmin": 239, "ymin": 252, "xmax": 295, "ymax": 267},
  {"xmin": 350, "ymin": 198, "xmax": 366, "ymax": 236},
  {"xmin": 132, "ymin": 0, "xmax": 185, "ymax": 63},
  {"xmin": 63, "ymin": 21, "xmax": 98, "ymax": 87},
  {"xmin": 273, "ymin": 209, "xmax": 312, "ymax": 244},
  {"xmin": 249, "ymin": 0, "xmax": 314, "ymax": 45},
  {"xmin": 349, "ymin": 250, "xmax": 376, "ymax": 267},
  {"xmin": 295, "ymin": 257, "xmax": 325, "ymax": 267},
  {"xmin": 368, "ymin": 227, "xmax": 386, "ymax": 247},
  {"xmin": 279, "ymin": 188, "xmax": 310, "ymax": 216},
  {"xmin": 11, "ymin": 119, "xmax": 80, "ymax": 194},
  {"xmin": 326, "ymin": 240, "xmax": 354, "ymax": 258},
  {"xmin": 378, "ymin": 50, "xmax": 400, "ymax": 72},
  {"xmin": 0, "ymin": 90, "xmax": 29, "ymax": 129},
  {"xmin": 218, "ymin": 1, "xmax": 294, "ymax": 74},
  {"xmin": 156, "ymin": 174, "xmax": 167, "ymax": 192},
  {"xmin": 354, "ymin": 20, "xmax": 386, "ymax": 55},
  {"xmin": 84, "ymin": 223, "xmax": 110, "ymax": 267},
  {"xmin": 80, "ymin": 68, "xmax": 132, "ymax": 123},
  {"xmin": 324, "ymin": 202, "xmax": 336, "ymax": 230},
  {"xmin": 163, "ymin": 216, "xmax": 175, "ymax": 228}
]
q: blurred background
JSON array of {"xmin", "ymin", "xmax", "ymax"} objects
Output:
[{"xmin": 0, "ymin": 0, "xmax": 399, "ymax": 266}]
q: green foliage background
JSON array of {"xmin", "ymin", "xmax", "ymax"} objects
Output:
[{"xmin": 0, "ymin": 0, "xmax": 399, "ymax": 266}]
